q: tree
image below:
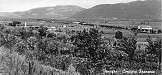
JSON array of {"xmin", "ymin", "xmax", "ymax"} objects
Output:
[
  {"xmin": 38, "ymin": 25, "xmax": 47, "ymax": 38},
  {"xmin": 146, "ymin": 36, "xmax": 161, "ymax": 70},
  {"xmin": 8, "ymin": 21, "xmax": 21, "ymax": 27},
  {"xmin": 0, "ymin": 27, "xmax": 22, "ymax": 75},
  {"xmin": 115, "ymin": 31, "xmax": 123, "ymax": 39},
  {"xmin": 71, "ymin": 28, "xmax": 129, "ymax": 74},
  {"xmin": 146, "ymin": 36, "xmax": 161, "ymax": 55},
  {"xmin": 71, "ymin": 28, "xmax": 111, "ymax": 74},
  {"xmin": 0, "ymin": 27, "xmax": 19, "ymax": 51},
  {"xmin": 15, "ymin": 36, "xmax": 39, "ymax": 74},
  {"xmin": 72, "ymin": 28, "xmax": 102, "ymax": 59},
  {"xmin": 113, "ymin": 37, "xmax": 137, "ymax": 70},
  {"xmin": 158, "ymin": 30, "xmax": 161, "ymax": 34},
  {"xmin": 116, "ymin": 37, "xmax": 137, "ymax": 61},
  {"xmin": 36, "ymin": 38, "xmax": 58, "ymax": 59}
]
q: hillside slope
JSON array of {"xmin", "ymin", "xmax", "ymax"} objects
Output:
[
  {"xmin": 71, "ymin": 0, "xmax": 161, "ymax": 20},
  {"xmin": 0, "ymin": 5, "xmax": 85, "ymax": 19}
]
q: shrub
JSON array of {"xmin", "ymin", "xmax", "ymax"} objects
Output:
[{"xmin": 115, "ymin": 31, "xmax": 123, "ymax": 39}]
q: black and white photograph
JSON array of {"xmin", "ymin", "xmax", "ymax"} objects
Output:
[{"xmin": 0, "ymin": 0, "xmax": 161, "ymax": 75}]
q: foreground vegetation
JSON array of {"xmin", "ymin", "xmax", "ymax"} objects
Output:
[{"xmin": 0, "ymin": 24, "xmax": 161, "ymax": 75}]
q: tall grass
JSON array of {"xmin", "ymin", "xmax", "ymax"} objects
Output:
[{"xmin": 0, "ymin": 51, "xmax": 80, "ymax": 75}]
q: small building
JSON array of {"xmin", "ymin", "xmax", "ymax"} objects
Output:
[
  {"xmin": 73, "ymin": 21, "xmax": 80, "ymax": 24},
  {"xmin": 138, "ymin": 25, "xmax": 153, "ymax": 33},
  {"xmin": 47, "ymin": 26, "xmax": 56, "ymax": 31},
  {"xmin": 132, "ymin": 25, "xmax": 153, "ymax": 33},
  {"xmin": 63, "ymin": 25, "xmax": 66, "ymax": 28}
]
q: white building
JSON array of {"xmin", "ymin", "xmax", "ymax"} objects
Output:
[
  {"xmin": 137, "ymin": 25, "xmax": 153, "ymax": 33},
  {"xmin": 73, "ymin": 21, "xmax": 80, "ymax": 24},
  {"xmin": 47, "ymin": 26, "xmax": 56, "ymax": 31}
]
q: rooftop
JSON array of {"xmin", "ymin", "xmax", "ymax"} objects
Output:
[{"xmin": 140, "ymin": 25, "xmax": 152, "ymax": 28}]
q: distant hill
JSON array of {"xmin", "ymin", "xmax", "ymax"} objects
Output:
[
  {"xmin": 71, "ymin": 0, "xmax": 161, "ymax": 20},
  {"xmin": 0, "ymin": 12, "xmax": 21, "ymax": 18},
  {"xmin": 0, "ymin": 5, "xmax": 85, "ymax": 19}
]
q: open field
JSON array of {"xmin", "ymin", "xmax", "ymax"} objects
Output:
[
  {"xmin": 96, "ymin": 21, "xmax": 161, "ymax": 30},
  {"xmin": 21, "ymin": 20, "xmax": 161, "ymax": 43}
]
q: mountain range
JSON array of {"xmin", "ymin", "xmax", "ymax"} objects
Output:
[
  {"xmin": 71, "ymin": 0, "xmax": 161, "ymax": 20},
  {"xmin": 0, "ymin": 0, "xmax": 161, "ymax": 20},
  {"xmin": 0, "ymin": 5, "xmax": 85, "ymax": 19}
]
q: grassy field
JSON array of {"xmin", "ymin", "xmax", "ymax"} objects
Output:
[{"xmin": 93, "ymin": 20, "xmax": 161, "ymax": 30}]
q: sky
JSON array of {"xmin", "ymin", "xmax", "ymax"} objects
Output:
[{"xmin": 0, "ymin": 0, "xmax": 141, "ymax": 12}]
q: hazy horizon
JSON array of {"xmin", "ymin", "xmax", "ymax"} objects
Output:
[{"xmin": 0, "ymin": 0, "xmax": 144, "ymax": 12}]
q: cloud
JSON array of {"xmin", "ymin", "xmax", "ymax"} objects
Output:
[{"xmin": 0, "ymin": 0, "xmax": 40, "ymax": 12}]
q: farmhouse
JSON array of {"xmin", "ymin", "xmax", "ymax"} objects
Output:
[
  {"xmin": 138, "ymin": 25, "xmax": 153, "ymax": 33},
  {"xmin": 47, "ymin": 26, "xmax": 56, "ymax": 31},
  {"xmin": 132, "ymin": 25, "xmax": 153, "ymax": 33},
  {"xmin": 73, "ymin": 21, "xmax": 80, "ymax": 24}
]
